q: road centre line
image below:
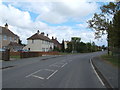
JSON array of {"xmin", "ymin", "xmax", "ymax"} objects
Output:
[
  {"xmin": 90, "ymin": 59, "xmax": 105, "ymax": 86},
  {"xmin": 25, "ymin": 69, "xmax": 42, "ymax": 78},
  {"xmin": 31, "ymin": 75, "xmax": 44, "ymax": 79},
  {"xmin": 47, "ymin": 70, "xmax": 58, "ymax": 79},
  {"xmin": 61, "ymin": 63, "xmax": 67, "ymax": 67}
]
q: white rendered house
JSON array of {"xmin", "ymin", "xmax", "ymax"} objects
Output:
[{"xmin": 24, "ymin": 30, "xmax": 54, "ymax": 52}]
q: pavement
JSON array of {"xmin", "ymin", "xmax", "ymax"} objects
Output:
[
  {"xmin": 92, "ymin": 56, "xmax": 119, "ymax": 89},
  {"xmin": 2, "ymin": 51, "xmax": 118, "ymax": 88}
]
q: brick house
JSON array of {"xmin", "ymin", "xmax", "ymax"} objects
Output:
[
  {"xmin": 51, "ymin": 37, "xmax": 61, "ymax": 50},
  {"xmin": 0, "ymin": 23, "xmax": 23, "ymax": 51}
]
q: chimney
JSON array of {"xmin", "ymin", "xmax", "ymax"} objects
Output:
[
  {"xmin": 41, "ymin": 32, "xmax": 44, "ymax": 36},
  {"xmin": 37, "ymin": 30, "xmax": 40, "ymax": 34},
  {"xmin": 47, "ymin": 34, "xmax": 48, "ymax": 37},
  {"xmin": 55, "ymin": 37, "xmax": 57, "ymax": 40},
  {"xmin": 5, "ymin": 23, "xmax": 8, "ymax": 29},
  {"xmin": 52, "ymin": 36, "xmax": 54, "ymax": 39}
]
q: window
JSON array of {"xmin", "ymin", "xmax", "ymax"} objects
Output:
[
  {"xmin": 42, "ymin": 40, "xmax": 44, "ymax": 44},
  {"xmin": 9, "ymin": 37, "xmax": 12, "ymax": 41},
  {"xmin": 42, "ymin": 40, "xmax": 43, "ymax": 44},
  {"xmin": 32, "ymin": 40, "xmax": 34, "ymax": 43},
  {"xmin": 14, "ymin": 37, "xmax": 17, "ymax": 41},
  {"xmin": 3, "ymin": 35, "xmax": 7, "ymax": 40},
  {"xmin": 42, "ymin": 48, "xmax": 45, "ymax": 51}
]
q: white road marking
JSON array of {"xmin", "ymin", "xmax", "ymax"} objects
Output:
[
  {"xmin": 61, "ymin": 63, "xmax": 67, "ymax": 67},
  {"xmin": 90, "ymin": 59, "xmax": 105, "ymax": 86},
  {"xmin": 26, "ymin": 69, "xmax": 42, "ymax": 78},
  {"xmin": 31, "ymin": 75, "xmax": 44, "ymax": 79},
  {"xmin": 47, "ymin": 70, "xmax": 58, "ymax": 79}
]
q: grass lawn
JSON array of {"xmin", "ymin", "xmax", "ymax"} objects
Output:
[
  {"xmin": 10, "ymin": 55, "xmax": 20, "ymax": 59},
  {"xmin": 101, "ymin": 54, "xmax": 120, "ymax": 68}
]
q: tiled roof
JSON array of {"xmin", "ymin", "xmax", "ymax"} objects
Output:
[
  {"xmin": 8, "ymin": 42, "xmax": 23, "ymax": 46},
  {"xmin": 0, "ymin": 26, "xmax": 19, "ymax": 38},
  {"xmin": 27, "ymin": 33, "xmax": 52, "ymax": 42},
  {"xmin": 52, "ymin": 39, "xmax": 61, "ymax": 45}
]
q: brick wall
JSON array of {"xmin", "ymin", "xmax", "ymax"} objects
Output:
[{"xmin": 10, "ymin": 51, "xmax": 60, "ymax": 59}]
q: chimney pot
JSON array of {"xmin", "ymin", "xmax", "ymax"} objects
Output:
[
  {"xmin": 5, "ymin": 23, "xmax": 8, "ymax": 29},
  {"xmin": 37, "ymin": 30, "xmax": 40, "ymax": 34},
  {"xmin": 41, "ymin": 32, "xmax": 44, "ymax": 35}
]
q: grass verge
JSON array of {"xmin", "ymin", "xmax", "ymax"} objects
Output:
[
  {"xmin": 101, "ymin": 54, "xmax": 120, "ymax": 68},
  {"xmin": 10, "ymin": 55, "xmax": 20, "ymax": 59}
]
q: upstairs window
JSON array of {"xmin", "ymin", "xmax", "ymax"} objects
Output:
[
  {"xmin": 32, "ymin": 40, "xmax": 34, "ymax": 43},
  {"xmin": 9, "ymin": 37, "xmax": 12, "ymax": 41},
  {"xmin": 3, "ymin": 35, "xmax": 7, "ymax": 40},
  {"xmin": 14, "ymin": 37, "xmax": 17, "ymax": 41}
]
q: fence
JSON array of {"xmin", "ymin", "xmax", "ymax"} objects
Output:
[
  {"xmin": 2, "ymin": 49, "xmax": 10, "ymax": 61},
  {"xmin": 10, "ymin": 51, "xmax": 60, "ymax": 59},
  {"xmin": 20, "ymin": 52, "xmax": 42, "ymax": 58}
]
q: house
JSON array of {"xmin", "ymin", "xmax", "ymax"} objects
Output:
[
  {"xmin": 23, "ymin": 30, "xmax": 54, "ymax": 52},
  {"xmin": 0, "ymin": 23, "xmax": 23, "ymax": 51},
  {"xmin": 64, "ymin": 41, "xmax": 70, "ymax": 49},
  {"xmin": 51, "ymin": 37, "xmax": 61, "ymax": 50}
]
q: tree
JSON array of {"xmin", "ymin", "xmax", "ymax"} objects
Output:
[
  {"xmin": 61, "ymin": 39, "xmax": 65, "ymax": 52},
  {"xmin": 71, "ymin": 37, "xmax": 81, "ymax": 52},
  {"xmin": 87, "ymin": 2, "xmax": 120, "ymax": 55},
  {"xmin": 112, "ymin": 10, "xmax": 120, "ymax": 48},
  {"xmin": 18, "ymin": 39, "xmax": 22, "ymax": 45}
]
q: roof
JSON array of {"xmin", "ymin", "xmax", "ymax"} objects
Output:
[
  {"xmin": 8, "ymin": 42, "xmax": 23, "ymax": 46},
  {"xmin": 27, "ymin": 33, "xmax": 52, "ymax": 42},
  {"xmin": 52, "ymin": 39, "xmax": 61, "ymax": 45},
  {"xmin": 64, "ymin": 41, "xmax": 70, "ymax": 43},
  {"xmin": 0, "ymin": 26, "xmax": 19, "ymax": 38}
]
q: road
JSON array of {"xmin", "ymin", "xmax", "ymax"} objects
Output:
[{"xmin": 2, "ymin": 51, "xmax": 106, "ymax": 88}]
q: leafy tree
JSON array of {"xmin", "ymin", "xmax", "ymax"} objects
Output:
[
  {"xmin": 87, "ymin": 2, "xmax": 120, "ymax": 55},
  {"xmin": 71, "ymin": 37, "xmax": 81, "ymax": 52},
  {"xmin": 18, "ymin": 39, "xmax": 22, "ymax": 45}
]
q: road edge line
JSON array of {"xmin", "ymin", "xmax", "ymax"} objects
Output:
[
  {"xmin": 90, "ymin": 59, "xmax": 105, "ymax": 86},
  {"xmin": 90, "ymin": 58, "xmax": 113, "ymax": 89}
]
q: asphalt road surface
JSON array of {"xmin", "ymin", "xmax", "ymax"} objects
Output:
[{"xmin": 2, "ymin": 51, "xmax": 106, "ymax": 88}]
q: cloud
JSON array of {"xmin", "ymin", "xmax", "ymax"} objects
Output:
[
  {"xmin": 0, "ymin": 1, "xmax": 107, "ymax": 46},
  {"xmin": 34, "ymin": 2, "xmax": 98, "ymax": 24},
  {"xmin": 3, "ymin": 1, "xmax": 98, "ymax": 24}
]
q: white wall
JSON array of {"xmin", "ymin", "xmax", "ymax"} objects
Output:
[
  {"xmin": 64, "ymin": 42, "xmax": 68, "ymax": 49},
  {"xmin": 24, "ymin": 39, "xmax": 54, "ymax": 52}
]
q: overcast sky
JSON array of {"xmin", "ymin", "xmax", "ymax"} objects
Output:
[{"xmin": 0, "ymin": 0, "xmax": 115, "ymax": 46}]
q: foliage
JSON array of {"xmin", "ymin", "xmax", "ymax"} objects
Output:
[
  {"xmin": 65, "ymin": 40, "xmax": 101, "ymax": 53},
  {"xmin": 87, "ymin": 2, "xmax": 120, "ymax": 55},
  {"xmin": 61, "ymin": 39, "xmax": 65, "ymax": 52}
]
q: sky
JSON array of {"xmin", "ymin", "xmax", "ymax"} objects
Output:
[{"xmin": 0, "ymin": 0, "xmax": 115, "ymax": 46}]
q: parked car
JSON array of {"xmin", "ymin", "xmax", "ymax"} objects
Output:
[{"xmin": 0, "ymin": 48, "xmax": 5, "ymax": 52}]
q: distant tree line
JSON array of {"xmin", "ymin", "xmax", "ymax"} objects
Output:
[{"xmin": 61, "ymin": 37, "xmax": 104, "ymax": 53}]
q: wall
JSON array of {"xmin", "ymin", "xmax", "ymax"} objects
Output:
[
  {"xmin": 24, "ymin": 39, "xmax": 54, "ymax": 52},
  {"xmin": 10, "ymin": 51, "xmax": 60, "ymax": 59}
]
